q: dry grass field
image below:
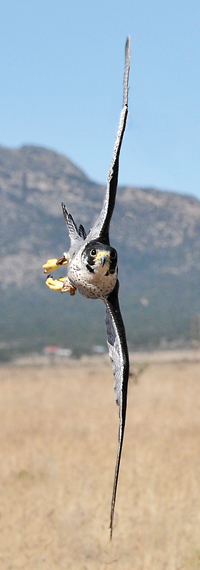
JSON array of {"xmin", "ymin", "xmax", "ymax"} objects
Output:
[{"xmin": 0, "ymin": 356, "xmax": 200, "ymax": 569}]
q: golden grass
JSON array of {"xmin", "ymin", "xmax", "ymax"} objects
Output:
[{"xmin": 0, "ymin": 359, "xmax": 200, "ymax": 569}]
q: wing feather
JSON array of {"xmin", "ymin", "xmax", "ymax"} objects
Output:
[
  {"xmin": 61, "ymin": 202, "xmax": 85, "ymax": 255},
  {"xmin": 86, "ymin": 37, "xmax": 130, "ymax": 244},
  {"xmin": 104, "ymin": 281, "xmax": 129, "ymax": 538}
]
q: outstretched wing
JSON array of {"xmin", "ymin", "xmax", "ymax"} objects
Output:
[
  {"xmin": 61, "ymin": 202, "xmax": 86, "ymax": 256},
  {"xmin": 86, "ymin": 37, "xmax": 130, "ymax": 245},
  {"xmin": 104, "ymin": 280, "xmax": 129, "ymax": 538}
]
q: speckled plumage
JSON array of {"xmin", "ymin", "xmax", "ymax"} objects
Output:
[{"xmin": 65, "ymin": 243, "xmax": 118, "ymax": 299}]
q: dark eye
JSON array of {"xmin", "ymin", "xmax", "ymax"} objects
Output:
[
  {"xmin": 110, "ymin": 250, "xmax": 116, "ymax": 259},
  {"xmin": 90, "ymin": 248, "xmax": 96, "ymax": 257}
]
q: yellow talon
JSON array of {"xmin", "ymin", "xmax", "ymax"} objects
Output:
[
  {"xmin": 45, "ymin": 276, "xmax": 76, "ymax": 295},
  {"xmin": 45, "ymin": 276, "xmax": 65, "ymax": 291},
  {"xmin": 43, "ymin": 254, "xmax": 69, "ymax": 274},
  {"xmin": 43, "ymin": 259, "xmax": 60, "ymax": 273}
]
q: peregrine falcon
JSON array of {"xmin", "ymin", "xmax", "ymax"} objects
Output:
[{"xmin": 43, "ymin": 37, "xmax": 130, "ymax": 539}]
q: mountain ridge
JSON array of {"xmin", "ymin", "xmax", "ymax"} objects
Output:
[{"xmin": 1, "ymin": 144, "xmax": 200, "ymax": 357}]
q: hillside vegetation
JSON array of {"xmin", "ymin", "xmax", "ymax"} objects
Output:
[{"xmin": 1, "ymin": 145, "xmax": 200, "ymax": 359}]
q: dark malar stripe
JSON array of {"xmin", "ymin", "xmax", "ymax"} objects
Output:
[{"xmin": 86, "ymin": 264, "xmax": 94, "ymax": 273}]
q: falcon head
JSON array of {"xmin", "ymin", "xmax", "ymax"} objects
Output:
[{"xmin": 82, "ymin": 240, "xmax": 118, "ymax": 277}]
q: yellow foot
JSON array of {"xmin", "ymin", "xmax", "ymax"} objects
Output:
[
  {"xmin": 45, "ymin": 276, "xmax": 76, "ymax": 295},
  {"xmin": 43, "ymin": 253, "xmax": 69, "ymax": 274}
]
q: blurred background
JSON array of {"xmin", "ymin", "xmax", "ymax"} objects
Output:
[{"xmin": 1, "ymin": 0, "xmax": 200, "ymax": 361}]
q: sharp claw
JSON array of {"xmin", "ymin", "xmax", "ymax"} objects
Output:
[
  {"xmin": 45, "ymin": 276, "xmax": 65, "ymax": 291},
  {"xmin": 45, "ymin": 276, "xmax": 76, "ymax": 295},
  {"xmin": 43, "ymin": 254, "xmax": 69, "ymax": 274},
  {"xmin": 43, "ymin": 258, "xmax": 61, "ymax": 273}
]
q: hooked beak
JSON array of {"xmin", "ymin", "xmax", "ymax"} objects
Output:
[{"xmin": 95, "ymin": 252, "xmax": 110, "ymax": 266}]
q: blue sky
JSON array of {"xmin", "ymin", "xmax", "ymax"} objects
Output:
[{"xmin": 0, "ymin": 0, "xmax": 200, "ymax": 198}]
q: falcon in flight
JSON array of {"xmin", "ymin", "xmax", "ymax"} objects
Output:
[{"xmin": 43, "ymin": 37, "xmax": 130, "ymax": 539}]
